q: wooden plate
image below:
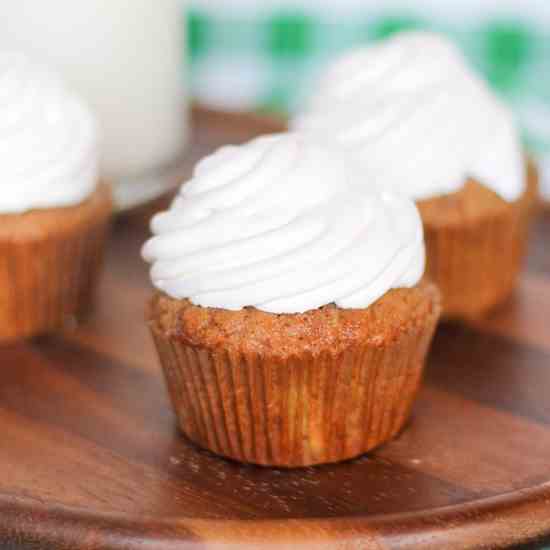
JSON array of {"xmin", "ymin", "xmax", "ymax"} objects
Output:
[{"xmin": 1, "ymin": 108, "xmax": 550, "ymax": 550}]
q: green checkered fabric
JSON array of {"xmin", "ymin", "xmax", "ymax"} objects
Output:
[{"xmin": 185, "ymin": 9, "xmax": 550, "ymax": 198}]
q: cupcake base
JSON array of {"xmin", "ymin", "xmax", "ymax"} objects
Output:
[
  {"xmin": 149, "ymin": 284, "xmax": 441, "ymax": 468},
  {"xmin": 0, "ymin": 184, "xmax": 112, "ymax": 343},
  {"xmin": 418, "ymin": 161, "xmax": 538, "ymax": 320}
]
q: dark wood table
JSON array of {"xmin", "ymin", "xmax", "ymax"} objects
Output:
[{"xmin": 1, "ymin": 108, "xmax": 550, "ymax": 550}]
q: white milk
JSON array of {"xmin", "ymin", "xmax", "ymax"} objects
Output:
[{"xmin": 0, "ymin": 0, "xmax": 188, "ymax": 209}]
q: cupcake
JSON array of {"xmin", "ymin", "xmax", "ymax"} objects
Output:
[
  {"xmin": 293, "ymin": 32, "xmax": 538, "ymax": 319},
  {"xmin": 143, "ymin": 133, "xmax": 440, "ymax": 467},
  {"xmin": 0, "ymin": 54, "xmax": 111, "ymax": 342}
]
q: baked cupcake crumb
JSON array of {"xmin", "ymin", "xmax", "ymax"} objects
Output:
[{"xmin": 149, "ymin": 282, "xmax": 440, "ymax": 357}]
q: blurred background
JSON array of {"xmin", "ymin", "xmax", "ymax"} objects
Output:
[
  {"xmin": 185, "ymin": 0, "xmax": 550, "ymax": 197},
  {"xmin": 1, "ymin": 0, "xmax": 549, "ymax": 204}
]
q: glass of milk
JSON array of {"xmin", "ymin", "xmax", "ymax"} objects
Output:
[{"xmin": 0, "ymin": 0, "xmax": 188, "ymax": 209}]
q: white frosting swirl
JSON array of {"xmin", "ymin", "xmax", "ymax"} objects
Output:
[
  {"xmin": 0, "ymin": 53, "xmax": 98, "ymax": 214},
  {"xmin": 142, "ymin": 133, "xmax": 425, "ymax": 314},
  {"xmin": 293, "ymin": 32, "xmax": 525, "ymax": 202}
]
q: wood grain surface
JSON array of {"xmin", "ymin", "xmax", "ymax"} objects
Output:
[{"xmin": 0, "ymin": 107, "xmax": 549, "ymax": 550}]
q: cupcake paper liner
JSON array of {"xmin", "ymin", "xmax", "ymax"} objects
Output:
[
  {"xmin": 150, "ymin": 309, "xmax": 438, "ymax": 468},
  {"xmin": 0, "ymin": 186, "xmax": 112, "ymax": 342}
]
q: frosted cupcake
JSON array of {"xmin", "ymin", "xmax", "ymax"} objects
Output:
[
  {"xmin": 0, "ymin": 54, "xmax": 111, "ymax": 342},
  {"xmin": 143, "ymin": 133, "xmax": 440, "ymax": 467},
  {"xmin": 293, "ymin": 32, "xmax": 538, "ymax": 319}
]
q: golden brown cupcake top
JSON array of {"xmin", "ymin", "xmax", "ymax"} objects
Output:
[
  {"xmin": 149, "ymin": 282, "xmax": 440, "ymax": 358},
  {"xmin": 417, "ymin": 160, "xmax": 538, "ymax": 229},
  {"xmin": 0, "ymin": 183, "xmax": 112, "ymax": 241}
]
